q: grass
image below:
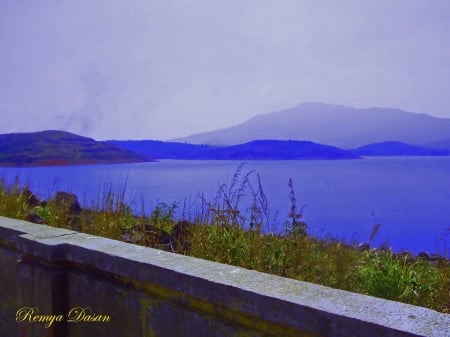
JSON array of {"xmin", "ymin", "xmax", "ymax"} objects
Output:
[{"xmin": 0, "ymin": 170, "xmax": 449, "ymax": 314}]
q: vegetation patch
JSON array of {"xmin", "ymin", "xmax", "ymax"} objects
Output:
[
  {"xmin": 0, "ymin": 130, "xmax": 154, "ymax": 166},
  {"xmin": 0, "ymin": 168, "xmax": 449, "ymax": 314}
]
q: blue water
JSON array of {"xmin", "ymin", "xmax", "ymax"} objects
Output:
[{"xmin": 1, "ymin": 157, "xmax": 449, "ymax": 255}]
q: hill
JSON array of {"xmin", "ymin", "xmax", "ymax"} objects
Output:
[
  {"xmin": 423, "ymin": 137, "xmax": 450, "ymax": 150},
  {"xmin": 110, "ymin": 139, "xmax": 360, "ymax": 160},
  {"xmin": 0, "ymin": 130, "xmax": 154, "ymax": 166},
  {"xmin": 106, "ymin": 140, "xmax": 218, "ymax": 159},
  {"xmin": 204, "ymin": 140, "xmax": 360, "ymax": 160},
  {"xmin": 350, "ymin": 141, "xmax": 450, "ymax": 156},
  {"xmin": 173, "ymin": 102, "xmax": 450, "ymax": 148}
]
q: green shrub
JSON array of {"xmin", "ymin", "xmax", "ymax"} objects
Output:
[
  {"xmin": 0, "ymin": 171, "xmax": 449, "ymax": 313},
  {"xmin": 358, "ymin": 252, "xmax": 439, "ymax": 307}
]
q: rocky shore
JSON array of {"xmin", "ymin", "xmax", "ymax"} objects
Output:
[{"xmin": 22, "ymin": 189, "xmax": 449, "ymax": 263}]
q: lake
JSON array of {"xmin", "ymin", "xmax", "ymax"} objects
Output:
[{"xmin": 1, "ymin": 157, "xmax": 449, "ymax": 255}]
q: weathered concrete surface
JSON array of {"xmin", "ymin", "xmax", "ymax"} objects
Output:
[{"xmin": 0, "ymin": 216, "xmax": 449, "ymax": 336}]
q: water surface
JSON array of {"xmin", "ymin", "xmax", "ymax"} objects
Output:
[{"xmin": 1, "ymin": 157, "xmax": 449, "ymax": 255}]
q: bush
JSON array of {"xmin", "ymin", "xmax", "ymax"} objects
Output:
[{"xmin": 358, "ymin": 252, "xmax": 439, "ymax": 307}]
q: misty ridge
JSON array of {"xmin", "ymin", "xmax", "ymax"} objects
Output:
[
  {"xmin": 2, "ymin": 102, "xmax": 450, "ymax": 166},
  {"xmin": 110, "ymin": 102, "xmax": 450, "ymax": 160},
  {"xmin": 173, "ymin": 102, "xmax": 450, "ymax": 149}
]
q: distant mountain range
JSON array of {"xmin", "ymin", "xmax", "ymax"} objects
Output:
[
  {"xmin": 173, "ymin": 102, "xmax": 450, "ymax": 149},
  {"xmin": 3, "ymin": 101, "xmax": 450, "ymax": 167},
  {"xmin": 350, "ymin": 141, "xmax": 450, "ymax": 156},
  {"xmin": 107, "ymin": 140, "xmax": 218, "ymax": 159},
  {"xmin": 108, "ymin": 139, "xmax": 360, "ymax": 160},
  {"xmin": 1, "ymin": 129, "xmax": 449, "ymax": 167},
  {"xmin": 424, "ymin": 137, "xmax": 450, "ymax": 150},
  {"xmin": 109, "ymin": 139, "xmax": 450, "ymax": 159},
  {"xmin": 0, "ymin": 130, "xmax": 154, "ymax": 167}
]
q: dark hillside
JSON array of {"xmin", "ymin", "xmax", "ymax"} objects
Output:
[
  {"xmin": 0, "ymin": 130, "xmax": 154, "ymax": 166},
  {"xmin": 110, "ymin": 139, "xmax": 360, "ymax": 160},
  {"xmin": 205, "ymin": 140, "xmax": 360, "ymax": 160},
  {"xmin": 350, "ymin": 141, "xmax": 450, "ymax": 156},
  {"xmin": 106, "ymin": 140, "xmax": 218, "ymax": 159}
]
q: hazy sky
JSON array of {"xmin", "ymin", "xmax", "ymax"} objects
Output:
[{"xmin": 1, "ymin": 1, "xmax": 449, "ymax": 140}]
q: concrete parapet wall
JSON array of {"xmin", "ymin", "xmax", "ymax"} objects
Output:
[{"xmin": 0, "ymin": 216, "xmax": 448, "ymax": 336}]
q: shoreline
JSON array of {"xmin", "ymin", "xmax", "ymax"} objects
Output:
[{"xmin": 1, "ymin": 183, "xmax": 449, "ymax": 313}]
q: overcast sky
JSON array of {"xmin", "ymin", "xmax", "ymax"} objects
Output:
[{"xmin": 1, "ymin": 1, "xmax": 449, "ymax": 140}]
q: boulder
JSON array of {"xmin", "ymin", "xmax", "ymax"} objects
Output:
[
  {"xmin": 417, "ymin": 252, "xmax": 430, "ymax": 260},
  {"xmin": 25, "ymin": 213, "xmax": 46, "ymax": 224},
  {"xmin": 54, "ymin": 191, "xmax": 81, "ymax": 214},
  {"xmin": 357, "ymin": 243, "xmax": 370, "ymax": 252},
  {"xmin": 22, "ymin": 188, "xmax": 41, "ymax": 208},
  {"xmin": 172, "ymin": 220, "xmax": 194, "ymax": 254}
]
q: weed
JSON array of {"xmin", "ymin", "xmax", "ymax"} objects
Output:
[
  {"xmin": 149, "ymin": 202, "xmax": 177, "ymax": 230},
  {"xmin": 357, "ymin": 252, "xmax": 443, "ymax": 308},
  {"xmin": 33, "ymin": 205, "xmax": 52, "ymax": 222},
  {"xmin": 285, "ymin": 178, "xmax": 307, "ymax": 237},
  {"xmin": 0, "ymin": 169, "xmax": 449, "ymax": 313}
]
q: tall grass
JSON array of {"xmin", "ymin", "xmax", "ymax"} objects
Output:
[
  {"xmin": 0, "ymin": 176, "xmax": 34, "ymax": 219},
  {"xmin": 0, "ymin": 169, "xmax": 449, "ymax": 313}
]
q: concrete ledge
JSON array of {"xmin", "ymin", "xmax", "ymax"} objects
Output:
[{"xmin": 0, "ymin": 216, "xmax": 449, "ymax": 336}]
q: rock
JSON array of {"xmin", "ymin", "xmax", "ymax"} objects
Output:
[
  {"xmin": 358, "ymin": 243, "xmax": 370, "ymax": 252},
  {"xmin": 54, "ymin": 191, "xmax": 81, "ymax": 214},
  {"xmin": 22, "ymin": 189, "xmax": 41, "ymax": 208},
  {"xmin": 120, "ymin": 231, "xmax": 144, "ymax": 244},
  {"xmin": 144, "ymin": 224, "xmax": 176, "ymax": 252},
  {"xmin": 26, "ymin": 213, "xmax": 46, "ymax": 224},
  {"xmin": 416, "ymin": 252, "xmax": 447, "ymax": 266},
  {"xmin": 172, "ymin": 220, "xmax": 194, "ymax": 254},
  {"xmin": 141, "ymin": 221, "xmax": 194, "ymax": 253},
  {"xmin": 369, "ymin": 248, "xmax": 379, "ymax": 254},
  {"xmin": 417, "ymin": 252, "xmax": 430, "ymax": 260},
  {"xmin": 394, "ymin": 252, "xmax": 415, "ymax": 263},
  {"xmin": 429, "ymin": 253, "xmax": 445, "ymax": 262},
  {"xmin": 172, "ymin": 220, "xmax": 193, "ymax": 241}
]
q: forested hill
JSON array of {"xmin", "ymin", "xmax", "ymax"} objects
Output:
[
  {"xmin": 107, "ymin": 139, "xmax": 360, "ymax": 160},
  {"xmin": 350, "ymin": 141, "xmax": 450, "ymax": 156},
  {"xmin": 0, "ymin": 130, "xmax": 154, "ymax": 166}
]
